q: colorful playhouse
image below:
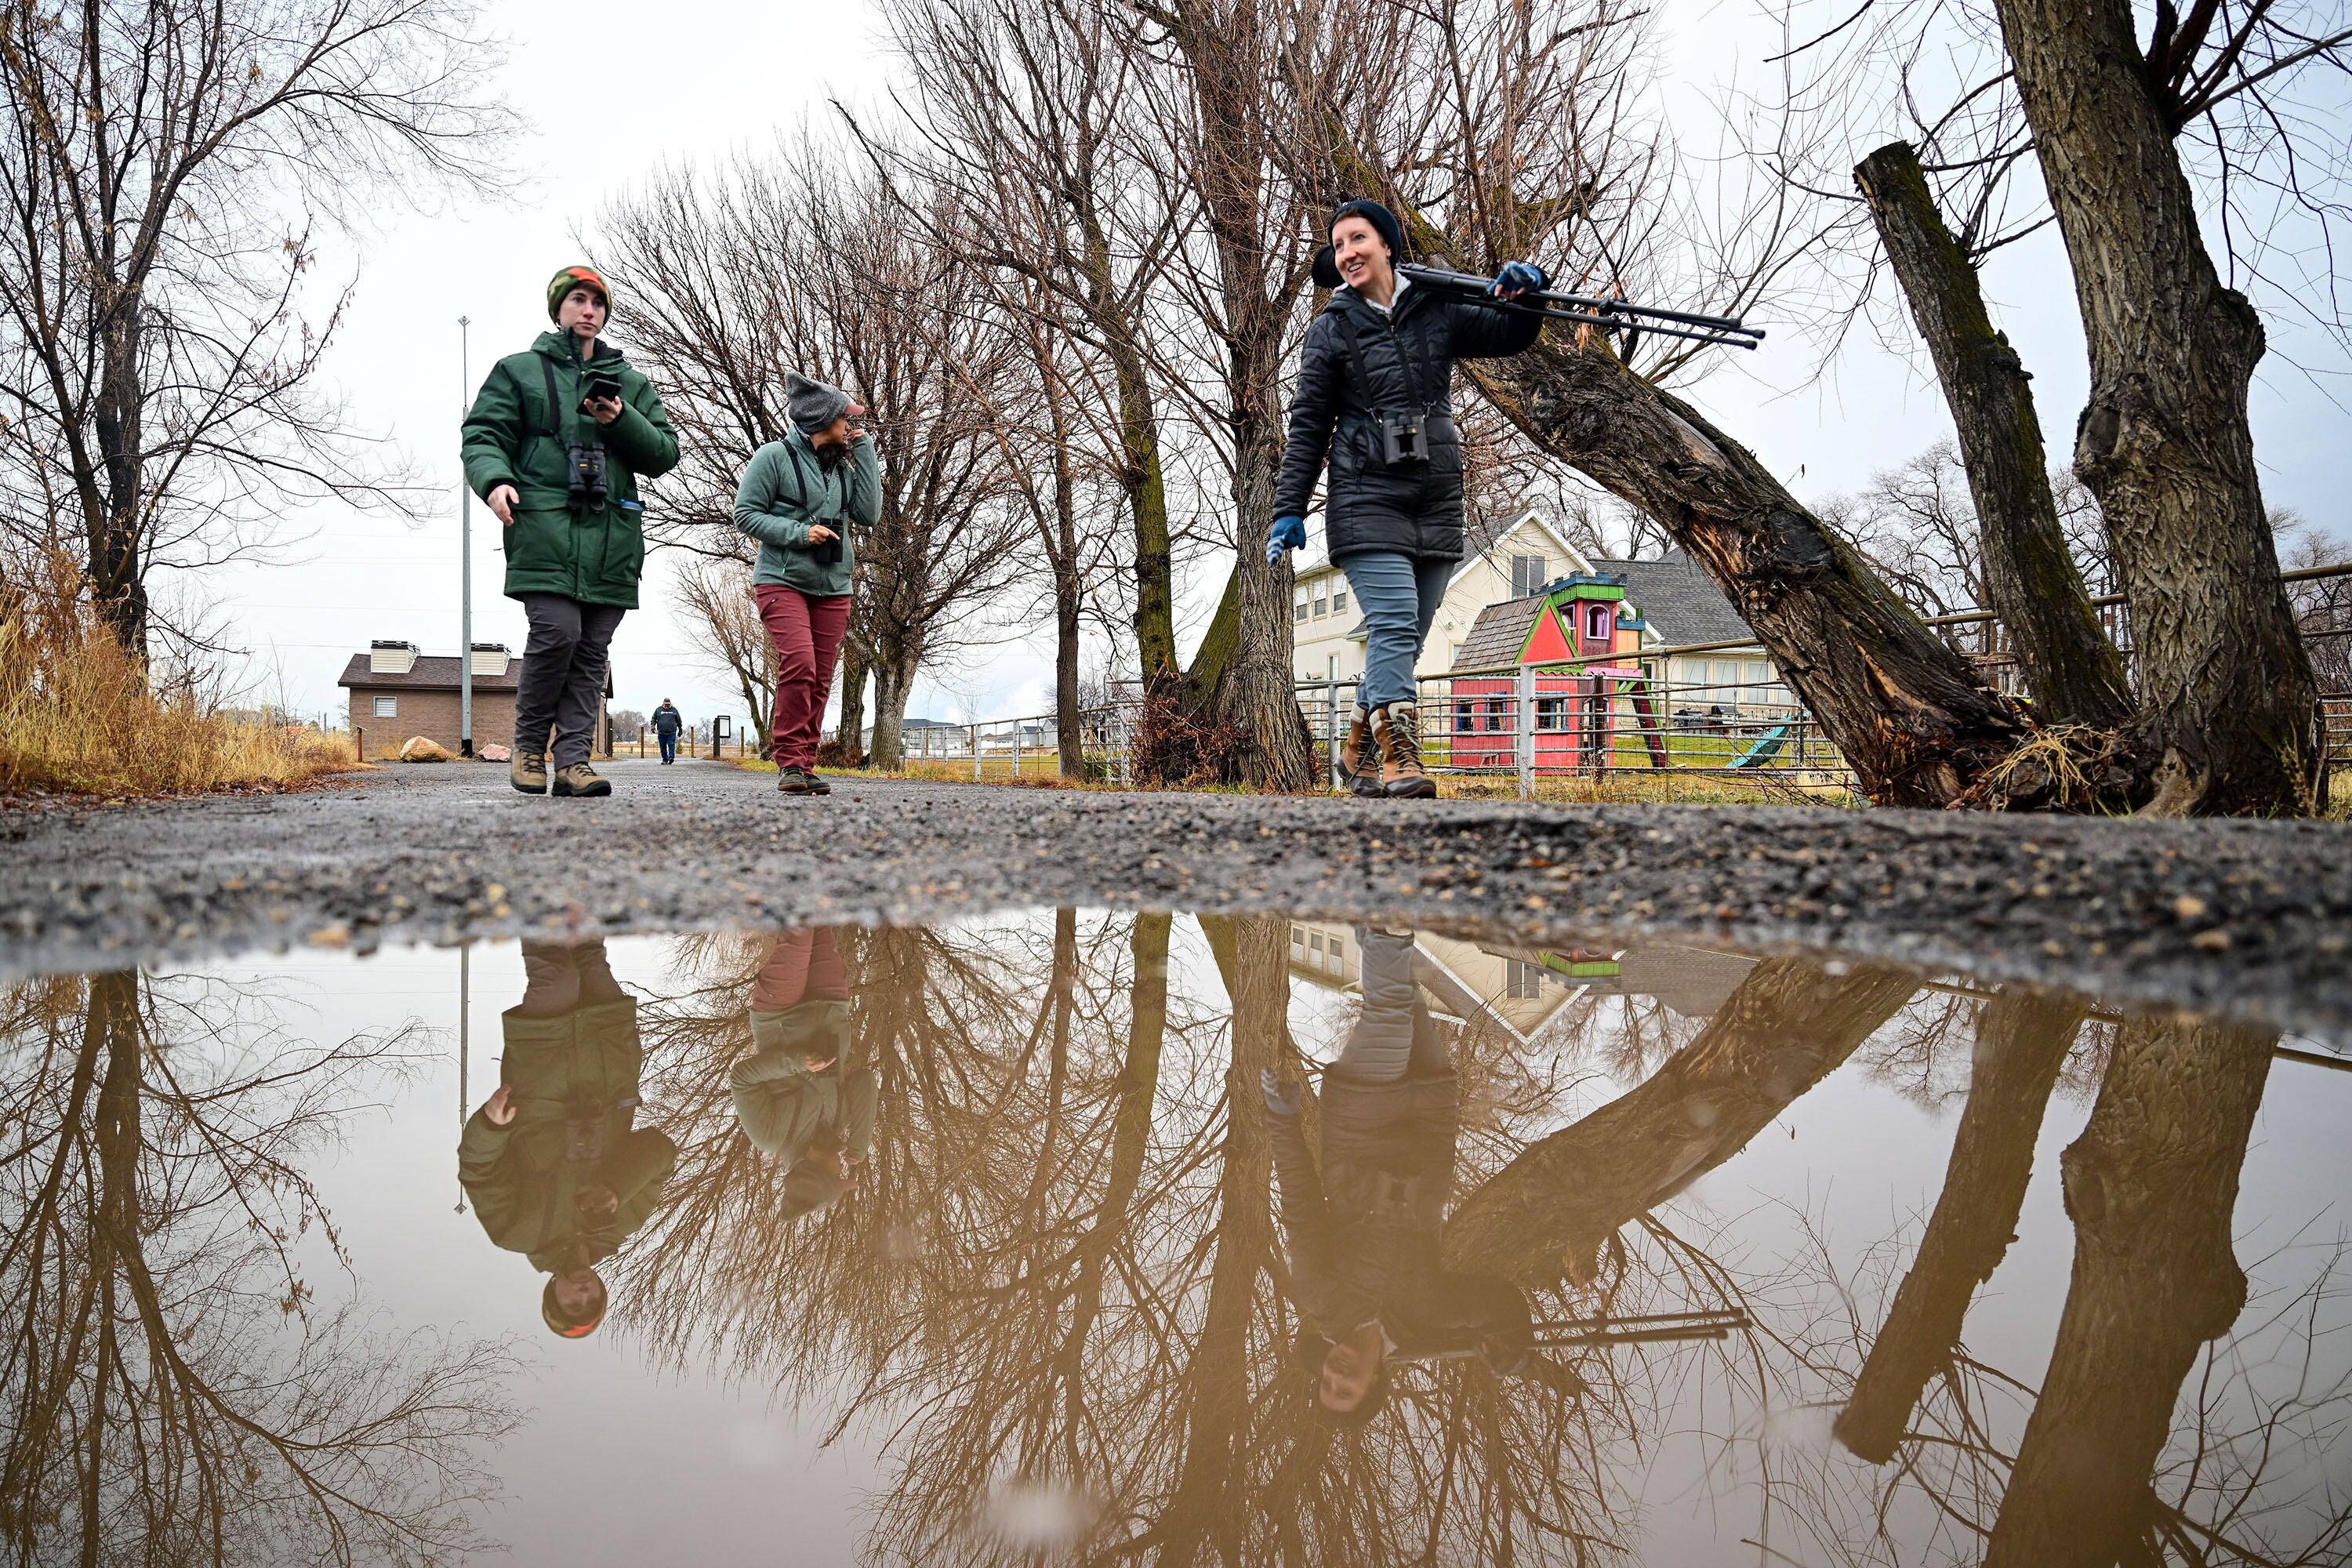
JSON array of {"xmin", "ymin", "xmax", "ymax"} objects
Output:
[{"xmin": 1445, "ymin": 574, "xmax": 1671, "ymax": 772}]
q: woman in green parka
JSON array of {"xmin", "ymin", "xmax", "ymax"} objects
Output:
[
  {"xmin": 462, "ymin": 265, "xmax": 680, "ymax": 797},
  {"xmin": 459, "ymin": 940, "xmax": 677, "ymax": 1338}
]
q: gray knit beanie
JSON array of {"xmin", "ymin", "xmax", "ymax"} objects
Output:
[{"xmin": 786, "ymin": 372, "xmax": 853, "ymax": 434}]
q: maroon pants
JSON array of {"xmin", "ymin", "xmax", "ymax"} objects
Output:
[
  {"xmin": 754, "ymin": 585, "xmax": 851, "ymax": 771},
  {"xmin": 750, "ymin": 927, "xmax": 849, "ymax": 1012}
]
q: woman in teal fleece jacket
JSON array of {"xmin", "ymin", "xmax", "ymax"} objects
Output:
[{"xmin": 732, "ymin": 372, "xmax": 882, "ymax": 797}]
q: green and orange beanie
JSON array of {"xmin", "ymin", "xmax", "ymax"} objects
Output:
[{"xmin": 546, "ymin": 264, "xmax": 612, "ymax": 322}]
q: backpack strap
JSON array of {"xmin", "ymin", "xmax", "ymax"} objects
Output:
[
  {"xmin": 1330, "ymin": 304, "xmax": 1386, "ymax": 417},
  {"xmin": 538, "ymin": 356, "xmax": 564, "ymax": 441},
  {"xmin": 1331, "ymin": 298, "xmax": 1432, "ymax": 416}
]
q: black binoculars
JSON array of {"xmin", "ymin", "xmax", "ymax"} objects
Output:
[{"xmin": 566, "ymin": 442, "xmax": 608, "ymax": 510}]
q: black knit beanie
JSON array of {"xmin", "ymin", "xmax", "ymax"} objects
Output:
[{"xmin": 1330, "ymin": 200, "xmax": 1404, "ymax": 262}]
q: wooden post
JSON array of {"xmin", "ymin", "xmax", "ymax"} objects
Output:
[{"xmin": 1516, "ymin": 664, "xmax": 1537, "ymax": 799}]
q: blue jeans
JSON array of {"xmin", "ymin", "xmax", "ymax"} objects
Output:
[
  {"xmin": 1338, "ymin": 552, "xmax": 1452, "ymax": 710},
  {"xmin": 658, "ymin": 731, "xmax": 677, "ymax": 763}
]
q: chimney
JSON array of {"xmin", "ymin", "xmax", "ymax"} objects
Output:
[
  {"xmin": 469, "ymin": 642, "xmax": 510, "ymax": 677},
  {"xmin": 368, "ymin": 639, "xmax": 418, "ymax": 675}
]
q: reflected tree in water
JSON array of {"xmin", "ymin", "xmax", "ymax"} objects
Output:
[{"xmin": 0, "ymin": 971, "xmax": 521, "ymax": 1567}]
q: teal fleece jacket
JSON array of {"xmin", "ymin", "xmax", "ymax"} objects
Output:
[{"xmin": 731, "ymin": 430, "xmax": 881, "ymax": 597}]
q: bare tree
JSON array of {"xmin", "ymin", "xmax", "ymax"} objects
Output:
[
  {"xmin": 601, "ymin": 136, "xmax": 1029, "ymax": 768},
  {"xmin": 0, "ymin": 0, "xmax": 514, "ymax": 658},
  {"xmin": 878, "ymin": 0, "xmax": 1188, "ymax": 687},
  {"xmin": 0, "ymin": 971, "xmax": 521, "ymax": 1564}
]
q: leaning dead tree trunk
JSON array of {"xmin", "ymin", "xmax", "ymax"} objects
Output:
[
  {"xmin": 1469, "ymin": 335, "xmax": 2035, "ymax": 808},
  {"xmin": 1981, "ymin": 1013, "xmax": 2276, "ymax": 1567},
  {"xmin": 1991, "ymin": 0, "xmax": 2323, "ymax": 816},
  {"xmin": 1834, "ymin": 986, "xmax": 2085, "ymax": 1462},
  {"xmin": 1445, "ymin": 957, "xmax": 1919, "ymax": 1284},
  {"xmin": 1853, "ymin": 143, "xmax": 2134, "ymax": 733}
]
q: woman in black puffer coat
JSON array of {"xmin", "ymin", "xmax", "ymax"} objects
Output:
[{"xmin": 1270, "ymin": 201, "xmax": 1548, "ymax": 798}]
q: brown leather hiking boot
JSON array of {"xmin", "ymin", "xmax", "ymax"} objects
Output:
[
  {"xmin": 550, "ymin": 761, "xmax": 611, "ymax": 798},
  {"xmin": 1337, "ymin": 708, "xmax": 1384, "ymax": 797},
  {"xmin": 1378, "ymin": 702, "xmax": 1438, "ymax": 798},
  {"xmin": 510, "ymin": 750, "xmax": 548, "ymax": 794}
]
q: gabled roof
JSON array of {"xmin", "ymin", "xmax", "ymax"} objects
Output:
[
  {"xmin": 1450, "ymin": 593, "xmax": 1552, "ymax": 673},
  {"xmin": 337, "ymin": 655, "xmax": 614, "ymax": 698},
  {"xmin": 1450, "ymin": 509, "xmax": 1595, "ymax": 590},
  {"xmin": 338, "ymin": 655, "xmax": 524, "ymax": 693},
  {"xmin": 1588, "ymin": 550, "xmax": 1755, "ymax": 647}
]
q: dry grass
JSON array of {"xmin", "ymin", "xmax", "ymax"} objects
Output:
[
  {"xmin": 733, "ymin": 754, "xmax": 1838, "ymax": 804},
  {"xmin": 0, "ymin": 562, "xmax": 363, "ymax": 799}
]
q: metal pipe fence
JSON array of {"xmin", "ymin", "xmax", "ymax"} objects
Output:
[{"xmin": 820, "ymin": 561, "xmax": 2352, "ymax": 795}]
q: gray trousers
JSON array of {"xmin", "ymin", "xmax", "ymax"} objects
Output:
[
  {"xmin": 1331, "ymin": 928, "xmax": 1450, "ymax": 1084},
  {"xmin": 515, "ymin": 594, "xmax": 626, "ymax": 768}
]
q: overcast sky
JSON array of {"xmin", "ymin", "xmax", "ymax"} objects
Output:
[{"xmin": 226, "ymin": 0, "xmax": 2352, "ymax": 735}]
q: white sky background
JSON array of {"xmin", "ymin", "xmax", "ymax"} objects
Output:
[{"xmin": 227, "ymin": 0, "xmax": 2352, "ymax": 735}]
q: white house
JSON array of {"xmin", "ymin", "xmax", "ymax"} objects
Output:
[
  {"xmin": 1291, "ymin": 508, "xmax": 1791, "ymax": 711},
  {"xmin": 1290, "ymin": 510, "xmax": 1593, "ymax": 688}
]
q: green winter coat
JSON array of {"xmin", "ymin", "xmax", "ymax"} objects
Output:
[
  {"xmin": 731, "ymin": 430, "xmax": 881, "ymax": 598},
  {"xmin": 461, "ymin": 331, "xmax": 681, "ymax": 608},
  {"xmin": 458, "ymin": 997, "xmax": 677, "ymax": 1272},
  {"xmin": 730, "ymin": 1001, "xmax": 874, "ymax": 1161}
]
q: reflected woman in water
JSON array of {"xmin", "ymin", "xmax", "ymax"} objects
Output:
[
  {"xmin": 1264, "ymin": 925, "xmax": 1541, "ymax": 1426},
  {"xmin": 731, "ymin": 927, "xmax": 876, "ymax": 1220},
  {"xmin": 461, "ymin": 939, "xmax": 678, "ymax": 1338}
]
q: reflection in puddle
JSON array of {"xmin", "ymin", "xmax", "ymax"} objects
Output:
[{"xmin": 3, "ymin": 915, "xmax": 2347, "ymax": 1565}]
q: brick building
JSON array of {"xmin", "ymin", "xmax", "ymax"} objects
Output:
[{"xmin": 338, "ymin": 641, "xmax": 610, "ymax": 759}]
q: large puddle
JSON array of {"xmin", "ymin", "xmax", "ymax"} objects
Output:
[{"xmin": 4, "ymin": 913, "xmax": 2347, "ymax": 1565}]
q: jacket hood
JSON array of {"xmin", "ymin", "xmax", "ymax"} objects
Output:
[{"xmin": 532, "ymin": 329, "xmax": 626, "ymax": 365}]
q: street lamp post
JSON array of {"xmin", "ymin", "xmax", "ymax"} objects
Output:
[{"xmin": 459, "ymin": 316, "xmax": 474, "ymax": 757}]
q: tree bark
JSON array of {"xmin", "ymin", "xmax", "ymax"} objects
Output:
[
  {"xmin": 833, "ymin": 633, "xmax": 871, "ymax": 765},
  {"xmin": 1468, "ymin": 336, "xmax": 2033, "ymax": 808},
  {"xmin": 1853, "ymin": 142, "xmax": 2134, "ymax": 731},
  {"xmin": 1835, "ymin": 987, "xmax": 2085, "ymax": 1462},
  {"xmin": 869, "ymin": 646, "xmax": 921, "ymax": 770},
  {"xmin": 1445, "ymin": 958, "xmax": 1919, "ymax": 1284},
  {"xmin": 1093, "ymin": 232, "xmax": 1180, "ymax": 685},
  {"xmin": 1982, "ymin": 1014, "xmax": 2275, "ymax": 1567},
  {"xmin": 1155, "ymin": 914, "xmax": 1283, "ymax": 1565},
  {"xmin": 1990, "ymin": 0, "xmax": 2323, "ymax": 815},
  {"xmin": 1156, "ymin": 0, "xmax": 1316, "ymax": 793}
]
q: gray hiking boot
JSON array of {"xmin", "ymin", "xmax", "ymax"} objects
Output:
[
  {"xmin": 510, "ymin": 751, "xmax": 548, "ymax": 794},
  {"xmin": 550, "ymin": 762, "xmax": 611, "ymax": 798}
]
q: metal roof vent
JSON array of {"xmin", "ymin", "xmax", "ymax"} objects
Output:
[{"xmin": 368, "ymin": 640, "xmax": 418, "ymax": 674}]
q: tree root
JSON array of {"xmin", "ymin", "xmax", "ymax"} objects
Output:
[{"xmin": 1950, "ymin": 722, "xmax": 2149, "ymax": 813}]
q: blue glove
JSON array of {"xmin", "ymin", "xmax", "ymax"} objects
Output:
[
  {"xmin": 1260, "ymin": 1069, "xmax": 1302, "ymax": 1119},
  {"xmin": 1490, "ymin": 260, "xmax": 1547, "ymax": 299},
  {"xmin": 1265, "ymin": 514, "xmax": 1307, "ymax": 566}
]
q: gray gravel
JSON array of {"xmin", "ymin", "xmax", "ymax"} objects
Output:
[{"xmin": 4, "ymin": 758, "xmax": 2349, "ymax": 1041}]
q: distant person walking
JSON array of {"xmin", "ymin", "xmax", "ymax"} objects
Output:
[
  {"xmin": 652, "ymin": 699, "xmax": 683, "ymax": 764},
  {"xmin": 463, "ymin": 265, "xmax": 680, "ymax": 798},
  {"xmin": 1269, "ymin": 201, "xmax": 1548, "ymax": 800},
  {"xmin": 732, "ymin": 372, "xmax": 880, "ymax": 797}
]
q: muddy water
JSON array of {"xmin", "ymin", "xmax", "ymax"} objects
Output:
[{"xmin": 2, "ymin": 914, "xmax": 2347, "ymax": 1566}]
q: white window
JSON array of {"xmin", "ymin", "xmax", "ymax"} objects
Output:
[
  {"xmin": 1294, "ymin": 583, "xmax": 1309, "ymax": 622},
  {"xmin": 1512, "ymin": 554, "xmax": 1549, "ymax": 597},
  {"xmin": 1506, "ymin": 959, "xmax": 1544, "ymax": 1000},
  {"xmin": 1326, "ymin": 653, "xmax": 1338, "ymax": 681},
  {"xmin": 1312, "ymin": 589, "xmax": 1327, "ymax": 617},
  {"xmin": 1331, "ymin": 586, "xmax": 1348, "ymax": 614},
  {"xmin": 372, "ymin": 695, "xmax": 397, "ymax": 718},
  {"xmin": 1309, "ymin": 933, "xmax": 1324, "ymax": 953}
]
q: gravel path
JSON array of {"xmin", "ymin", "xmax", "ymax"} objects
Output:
[{"xmin": 4, "ymin": 759, "xmax": 2349, "ymax": 1040}]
